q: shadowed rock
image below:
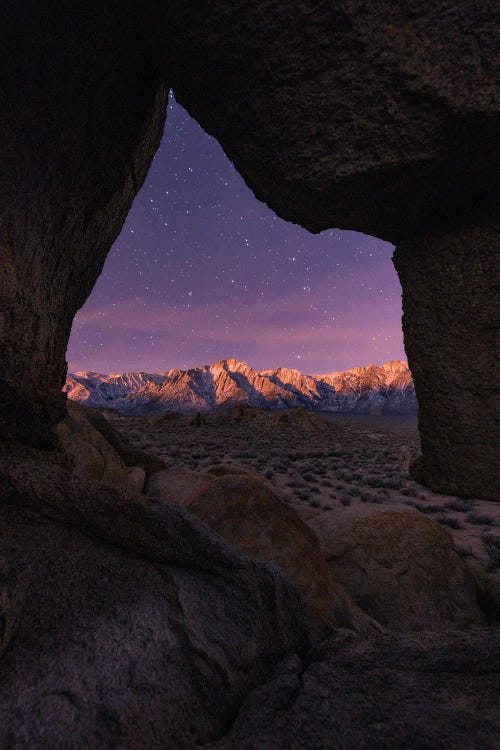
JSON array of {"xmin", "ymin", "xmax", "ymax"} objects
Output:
[
  {"xmin": 207, "ymin": 629, "xmax": 500, "ymax": 749},
  {"xmin": 56, "ymin": 402, "xmax": 130, "ymax": 492},
  {"xmin": 185, "ymin": 474, "xmax": 383, "ymax": 637},
  {"xmin": 0, "ymin": 447, "xmax": 307, "ymax": 748},
  {"xmin": 308, "ymin": 508, "xmax": 485, "ymax": 631}
]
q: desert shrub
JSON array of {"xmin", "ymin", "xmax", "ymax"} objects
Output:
[
  {"xmin": 322, "ymin": 504, "xmax": 333, "ymax": 511},
  {"xmin": 310, "ymin": 486, "xmax": 320, "ymax": 494},
  {"xmin": 303, "ymin": 472, "xmax": 316, "ymax": 482},
  {"xmin": 361, "ymin": 491, "xmax": 385, "ymax": 504},
  {"xmin": 436, "ymin": 515, "xmax": 462, "ymax": 529},
  {"xmin": 466, "ymin": 512, "xmax": 497, "ymax": 526},
  {"xmin": 347, "ymin": 486, "xmax": 361, "ymax": 497},
  {"xmin": 265, "ymin": 470, "xmax": 274, "ymax": 480},
  {"xmin": 482, "ymin": 533, "xmax": 500, "ymax": 569},
  {"xmin": 320, "ymin": 480, "xmax": 333, "ymax": 487},
  {"xmin": 384, "ymin": 478, "xmax": 403, "ymax": 490},
  {"xmin": 338, "ymin": 470, "xmax": 354, "ymax": 482},
  {"xmin": 401, "ymin": 485, "xmax": 418, "ymax": 497},
  {"xmin": 414, "ymin": 503, "xmax": 442, "ymax": 514},
  {"xmin": 360, "ymin": 491, "xmax": 375, "ymax": 503},
  {"xmin": 309, "ymin": 500, "xmax": 321, "ymax": 508},
  {"xmin": 340, "ymin": 496, "xmax": 351, "ymax": 506},
  {"xmin": 444, "ymin": 498, "xmax": 475, "ymax": 513}
]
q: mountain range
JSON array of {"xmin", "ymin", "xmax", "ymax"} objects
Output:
[{"xmin": 64, "ymin": 358, "xmax": 417, "ymax": 416}]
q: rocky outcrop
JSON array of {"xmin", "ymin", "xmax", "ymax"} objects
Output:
[
  {"xmin": 0, "ymin": 5, "xmax": 167, "ymax": 447},
  {"xmin": 393, "ymin": 223, "xmax": 499, "ymax": 499},
  {"xmin": 307, "ymin": 508, "xmax": 485, "ymax": 631},
  {"xmin": 56, "ymin": 402, "xmax": 130, "ymax": 492},
  {"xmin": 184, "ymin": 473, "xmax": 381, "ymax": 637},
  {"xmin": 0, "ymin": 447, "xmax": 306, "ymax": 748},
  {"xmin": 74, "ymin": 402, "xmax": 167, "ymax": 479},
  {"xmin": 207, "ymin": 630, "xmax": 500, "ymax": 749}
]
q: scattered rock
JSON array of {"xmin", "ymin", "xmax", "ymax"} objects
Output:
[
  {"xmin": 185, "ymin": 474, "xmax": 382, "ymax": 636},
  {"xmin": 308, "ymin": 508, "xmax": 485, "ymax": 631}
]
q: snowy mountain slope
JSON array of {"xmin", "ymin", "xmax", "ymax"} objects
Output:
[{"xmin": 64, "ymin": 359, "xmax": 417, "ymax": 415}]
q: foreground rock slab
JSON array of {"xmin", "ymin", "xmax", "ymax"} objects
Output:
[
  {"xmin": 209, "ymin": 629, "xmax": 500, "ymax": 750},
  {"xmin": 0, "ymin": 449, "xmax": 306, "ymax": 749}
]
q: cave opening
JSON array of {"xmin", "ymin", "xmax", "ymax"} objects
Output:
[{"xmin": 67, "ymin": 94, "xmax": 403, "ymax": 381}]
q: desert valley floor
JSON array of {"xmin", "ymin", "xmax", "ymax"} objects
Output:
[{"xmin": 107, "ymin": 407, "xmax": 500, "ymax": 570}]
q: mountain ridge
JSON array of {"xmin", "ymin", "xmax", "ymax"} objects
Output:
[{"xmin": 64, "ymin": 358, "xmax": 417, "ymax": 416}]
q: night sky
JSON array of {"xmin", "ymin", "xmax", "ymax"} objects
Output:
[{"xmin": 67, "ymin": 94, "xmax": 405, "ymax": 376}]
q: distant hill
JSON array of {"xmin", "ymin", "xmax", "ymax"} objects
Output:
[{"xmin": 64, "ymin": 358, "xmax": 417, "ymax": 416}]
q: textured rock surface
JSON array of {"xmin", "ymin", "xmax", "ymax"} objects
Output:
[
  {"xmin": 146, "ymin": 467, "xmax": 215, "ymax": 504},
  {"xmin": 56, "ymin": 402, "xmax": 130, "ymax": 492},
  {"xmin": 0, "ymin": 448, "xmax": 306, "ymax": 749},
  {"xmin": 185, "ymin": 474, "xmax": 381, "ymax": 636},
  {"xmin": 0, "ymin": 5, "xmax": 167, "ymax": 446},
  {"xmin": 77, "ymin": 403, "xmax": 167, "ymax": 479},
  {"xmin": 307, "ymin": 508, "xmax": 485, "ymax": 631},
  {"xmin": 166, "ymin": 1, "xmax": 499, "ymax": 237},
  {"xmin": 208, "ymin": 629, "xmax": 500, "ymax": 749},
  {"xmin": 393, "ymin": 222, "xmax": 500, "ymax": 499},
  {"xmin": 127, "ymin": 465, "xmax": 146, "ymax": 493}
]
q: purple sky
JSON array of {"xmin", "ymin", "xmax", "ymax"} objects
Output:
[{"xmin": 67, "ymin": 94, "xmax": 405, "ymax": 375}]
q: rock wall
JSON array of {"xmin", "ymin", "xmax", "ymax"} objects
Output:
[
  {"xmin": 393, "ymin": 221, "xmax": 499, "ymax": 498},
  {"xmin": 0, "ymin": 4, "xmax": 166, "ymax": 446}
]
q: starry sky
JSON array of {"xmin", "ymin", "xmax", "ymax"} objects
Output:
[{"xmin": 67, "ymin": 94, "xmax": 405, "ymax": 376}]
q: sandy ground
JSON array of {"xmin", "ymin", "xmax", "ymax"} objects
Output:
[{"xmin": 107, "ymin": 408, "xmax": 500, "ymax": 570}]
